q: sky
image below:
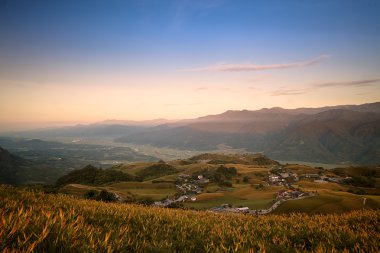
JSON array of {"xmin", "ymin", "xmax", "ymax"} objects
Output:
[{"xmin": 1, "ymin": 0, "xmax": 380, "ymax": 131}]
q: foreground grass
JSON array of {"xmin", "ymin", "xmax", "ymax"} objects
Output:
[{"xmin": 0, "ymin": 185, "xmax": 379, "ymax": 252}]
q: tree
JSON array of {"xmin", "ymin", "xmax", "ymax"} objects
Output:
[{"xmin": 95, "ymin": 190, "xmax": 117, "ymax": 202}]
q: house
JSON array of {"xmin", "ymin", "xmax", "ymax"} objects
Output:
[
  {"xmin": 303, "ymin": 174, "xmax": 320, "ymax": 179},
  {"xmin": 268, "ymin": 174, "xmax": 280, "ymax": 184},
  {"xmin": 236, "ymin": 207, "xmax": 250, "ymax": 213},
  {"xmin": 198, "ymin": 178, "xmax": 210, "ymax": 184},
  {"xmin": 279, "ymin": 172, "xmax": 290, "ymax": 178},
  {"xmin": 153, "ymin": 199, "xmax": 174, "ymax": 207}
]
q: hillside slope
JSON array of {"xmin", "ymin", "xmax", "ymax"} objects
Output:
[{"xmin": 267, "ymin": 109, "xmax": 380, "ymax": 163}]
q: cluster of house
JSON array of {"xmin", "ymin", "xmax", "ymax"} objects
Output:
[
  {"xmin": 277, "ymin": 189, "xmax": 311, "ymax": 200},
  {"xmin": 211, "ymin": 188, "xmax": 316, "ymax": 215},
  {"xmin": 210, "ymin": 202, "xmax": 283, "ymax": 215},
  {"xmin": 268, "ymin": 167, "xmax": 351, "ymax": 186},
  {"xmin": 153, "ymin": 195, "xmax": 197, "ymax": 207},
  {"xmin": 210, "ymin": 204, "xmax": 251, "ymax": 214},
  {"xmin": 153, "ymin": 173, "xmax": 209, "ymax": 207},
  {"xmin": 176, "ymin": 173, "xmax": 209, "ymax": 194},
  {"xmin": 315, "ymin": 175, "xmax": 352, "ymax": 183},
  {"xmin": 268, "ymin": 171, "xmax": 299, "ymax": 185}
]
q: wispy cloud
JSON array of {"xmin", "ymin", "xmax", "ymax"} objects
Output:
[
  {"xmin": 314, "ymin": 79, "xmax": 380, "ymax": 88},
  {"xmin": 195, "ymin": 87, "xmax": 207, "ymax": 91},
  {"xmin": 270, "ymin": 88, "xmax": 309, "ymax": 96},
  {"xmin": 179, "ymin": 55, "xmax": 329, "ymax": 72},
  {"xmin": 269, "ymin": 78, "xmax": 379, "ymax": 96}
]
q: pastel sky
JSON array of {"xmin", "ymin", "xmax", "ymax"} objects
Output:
[{"xmin": 1, "ymin": 0, "xmax": 380, "ymax": 131}]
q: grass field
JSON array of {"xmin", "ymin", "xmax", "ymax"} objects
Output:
[
  {"xmin": 298, "ymin": 180, "xmax": 348, "ymax": 191},
  {"xmin": 274, "ymin": 190, "xmax": 380, "ymax": 214},
  {"xmin": 278, "ymin": 160, "xmax": 347, "ymax": 170},
  {"xmin": 1, "ymin": 185, "xmax": 379, "ymax": 252},
  {"xmin": 185, "ymin": 185, "xmax": 282, "ymax": 210},
  {"xmin": 60, "ymin": 181, "xmax": 177, "ymax": 201}
]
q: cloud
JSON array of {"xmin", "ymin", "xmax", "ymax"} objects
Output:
[
  {"xmin": 269, "ymin": 78, "xmax": 379, "ymax": 96},
  {"xmin": 179, "ymin": 55, "xmax": 329, "ymax": 72},
  {"xmin": 195, "ymin": 87, "xmax": 207, "ymax": 91},
  {"xmin": 314, "ymin": 79, "xmax": 380, "ymax": 88},
  {"xmin": 270, "ymin": 88, "xmax": 309, "ymax": 96}
]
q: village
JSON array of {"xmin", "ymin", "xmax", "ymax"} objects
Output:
[
  {"xmin": 153, "ymin": 173, "xmax": 209, "ymax": 207},
  {"xmin": 154, "ymin": 165, "xmax": 352, "ymax": 215}
]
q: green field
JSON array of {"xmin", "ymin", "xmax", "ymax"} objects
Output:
[
  {"xmin": 185, "ymin": 184, "xmax": 282, "ymax": 209},
  {"xmin": 109, "ymin": 181, "xmax": 176, "ymax": 200},
  {"xmin": 60, "ymin": 181, "xmax": 177, "ymax": 201},
  {"xmin": 274, "ymin": 190, "xmax": 380, "ymax": 214}
]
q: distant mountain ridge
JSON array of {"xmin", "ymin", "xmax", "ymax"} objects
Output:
[{"xmin": 116, "ymin": 102, "xmax": 380, "ymax": 164}]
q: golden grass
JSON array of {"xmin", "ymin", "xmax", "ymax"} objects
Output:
[
  {"xmin": 274, "ymin": 189, "xmax": 380, "ymax": 214},
  {"xmin": 298, "ymin": 180, "xmax": 349, "ymax": 191},
  {"xmin": 1, "ymin": 185, "xmax": 379, "ymax": 252},
  {"xmin": 195, "ymin": 192, "xmax": 224, "ymax": 201},
  {"xmin": 230, "ymin": 185, "xmax": 282, "ymax": 200}
]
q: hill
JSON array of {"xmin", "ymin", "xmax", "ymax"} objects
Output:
[
  {"xmin": 0, "ymin": 147, "xmax": 27, "ymax": 184},
  {"xmin": 55, "ymin": 165, "xmax": 135, "ymax": 187},
  {"xmin": 0, "ymin": 186, "xmax": 378, "ymax": 252},
  {"xmin": 187, "ymin": 153, "xmax": 279, "ymax": 166},
  {"xmin": 0, "ymin": 147, "xmax": 66, "ymax": 185}
]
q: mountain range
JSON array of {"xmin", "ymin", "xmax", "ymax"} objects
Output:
[
  {"xmin": 5, "ymin": 102, "xmax": 380, "ymax": 165},
  {"xmin": 115, "ymin": 102, "xmax": 380, "ymax": 164}
]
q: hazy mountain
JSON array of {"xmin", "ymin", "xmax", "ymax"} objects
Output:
[
  {"xmin": 98, "ymin": 118, "xmax": 175, "ymax": 126},
  {"xmin": 116, "ymin": 102, "xmax": 380, "ymax": 164},
  {"xmin": 10, "ymin": 124, "xmax": 147, "ymax": 139}
]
